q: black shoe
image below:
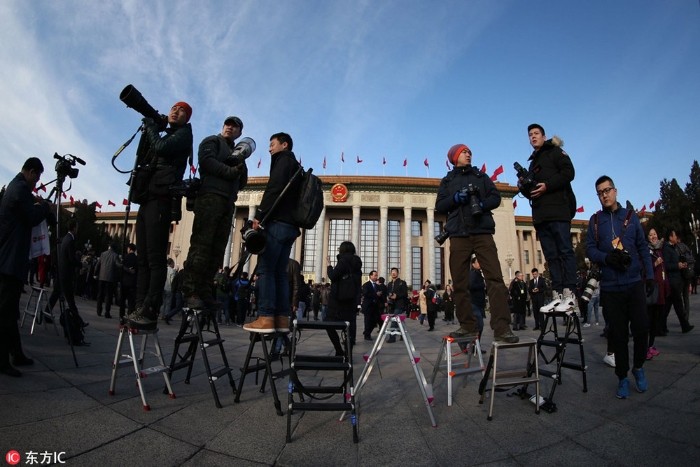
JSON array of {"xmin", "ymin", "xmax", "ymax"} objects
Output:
[
  {"xmin": 11, "ymin": 354, "xmax": 34, "ymax": 366},
  {"xmin": 0, "ymin": 363, "xmax": 21, "ymax": 377},
  {"xmin": 125, "ymin": 308, "xmax": 157, "ymax": 330},
  {"xmin": 80, "ymin": 320, "xmax": 89, "ymax": 328},
  {"xmin": 73, "ymin": 340, "xmax": 91, "ymax": 347},
  {"xmin": 682, "ymin": 325, "xmax": 695, "ymax": 334},
  {"xmin": 185, "ymin": 296, "xmax": 205, "ymax": 309},
  {"xmin": 104, "ymin": 314, "xmax": 112, "ymax": 319},
  {"xmin": 364, "ymin": 336, "xmax": 372, "ymax": 341},
  {"xmin": 164, "ymin": 317, "xmax": 171, "ymax": 325},
  {"xmin": 96, "ymin": 311, "xmax": 102, "ymax": 317},
  {"xmin": 449, "ymin": 328, "xmax": 479, "ymax": 339},
  {"xmin": 494, "ymin": 330, "xmax": 519, "ymax": 343},
  {"xmin": 428, "ymin": 327, "xmax": 435, "ymax": 331}
]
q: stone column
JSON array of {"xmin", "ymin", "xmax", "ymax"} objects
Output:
[
  {"xmin": 426, "ymin": 207, "xmax": 435, "ymax": 283},
  {"xmin": 378, "ymin": 205, "xmax": 388, "ymax": 277},
  {"xmin": 352, "ymin": 205, "xmax": 361, "ymax": 249},
  {"xmin": 403, "ymin": 206, "xmax": 412, "ymax": 289},
  {"xmin": 314, "ymin": 206, "xmax": 327, "ymax": 282}
]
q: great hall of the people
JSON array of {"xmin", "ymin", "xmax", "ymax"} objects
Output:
[{"xmin": 97, "ymin": 176, "xmax": 589, "ymax": 290}]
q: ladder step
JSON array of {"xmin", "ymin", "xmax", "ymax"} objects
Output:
[
  {"xmin": 290, "ymin": 402, "xmax": 354, "ymax": 411},
  {"xmin": 538, "ymin": 369, "xmax": 559, "ymax": 379},
  {"xmin": 139, "ymin": 365, "xmax": 168, "ymax": 377},
  {"xmin": 491, "ymin": 376, "xmax": 540, "ymax": 388},
  {"xmin": 294, "ymin": 355, "xmax": 344, "ymax": 363},
  {"xmin": 171, "ymin": 360, "xmax": 194, "ymax": 372},
  {"xmin": 202, "ymin": 338, "xmax": 224, "ymax": 347},
  {"xmin": 292, "ymin": 361, "xmax": 351, "ymax": 371},
  {"xmin": 447, "ymin": 367, "xmax": 483, "ymax": 376},
  {"xmin": 292, "ymin": 385, "xmax": 345, "ymax": 394},
  {"xmin": 561, "ymin": 362, "xmax": 587, "ymax": 371},
  {"xmin": 294, "ymin": 320, "xmax": 348, "ymax": 331},
  {"xmin": 538, "ymin": 340, "xmax": 565, "ymax": 348},
  {"xmin": 175, "ymin": 335, "xmax": 198, "ymax": 344},
  {"xmin": 210, "ymin": 367, "xmax": 233, "ymax": 380},
  {"xmin": 241, "ymin": 363, "xmax": 267, "ymax": 374}
]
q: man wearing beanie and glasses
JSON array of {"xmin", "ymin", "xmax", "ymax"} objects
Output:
[
  {"xmin": 181, "ymin": 116, "xmax": 248, "ymax": 311},
  {"xmin": 126, "ymin": 102, "xmax": 194, "ymax": 329},
  {"xmin": 435, "ymin": 144, "xmax": 518, "ymax": 343}
]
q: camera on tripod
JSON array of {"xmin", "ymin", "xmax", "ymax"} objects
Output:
[
  {"xmin": 513, "ymin": 162, "xmax": 540, "ymax": 195},
  {"xmin": 240, "ymin": 219, "xmax": 266, "ymax": 254},
  {"xmin": 581, "ymin": 267, "xmax": 600, "ymax": 302},
  {"xmin": 119, "ymin": 84, "xmax": 168, "ymax": 129},
  {"xmin": 463, "ymin": 184, "xmax": 482, "ymax": 218},
  {"xmin": 54, "ymin": 153, "xmax": 85, "ymax": 179}
]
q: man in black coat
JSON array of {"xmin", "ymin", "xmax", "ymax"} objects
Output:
[
  {"xmin": 528, "ymin": 268, "xmax": 545, "ymax": 330},
  {"xmin": 0, "ymin": 158, "xmax": 52, "ymax": 376},
  {"xmin": 362, "ymin": 270, "xmax": 382, "ymax": 340},
  {"xmin": 120, "ymin": 243, "xmax": 137, "ymax": 318},
  {"xmin": 386, "ymin": 267, "xmax": 408, "ymax": 343},
  {"xmin": 661, "ymin": 230, "xmax": 694, "ymax": 334}
]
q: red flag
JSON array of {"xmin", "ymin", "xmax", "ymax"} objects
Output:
[
  {"xmin": 33, "ymin": 187, "xmax": 38, "ymax": 194},
  {"xmin": 480, "ymin": 163, "xmax": 486, "ymax": 173},
  {"xmin": 639, "ymin": 205, "xmax": 647, "ymax": 214},
  {"xmin": 70, "ymin": 196, "xmax": 75, "ymax": 206},
  {"xmin": 257, "ymin": 158, "xmax": 261, "ymax": 169},
  {"xmin": 357, "ymin": 156, "xmax": 362, "ymax": 163},
  {"xmin": 299, "ymin": 157, "xmax": 302, "ymax": 165},
  {"xmin": 446, "ymin": 160, "xmax": 450, "ymax": 169},
  {"xmin": 323, "ymin": 156, "xmax": 326, "ymax": 169},
  {"xmin": 39, "ymin": 183, "xmax": 46, "ymax": 192},
  {"xmin": 62, "ymin": 192, "xmax": 67, "ymax": 199},
  {"xmin": 513, "ymin": 199, "xmax": 517, "ymax": 208},
  {"xmin": 95, "ymin": 201, "xmax": 102, "ymax": 209},
  {"xmin": 576, "ymin": 206, "xmax": 584, "ymax": 213},
  {"xmin": 490, "ymin": 165, "xmax": 504, "ymax": 181},
  {"xmin": 649, "ymin": 200, "xmax": 655, "ymax": 209},
  {"xmin": 403, "ymin": 158, "xmax": 407, "ymax": 167},
  {"xmin": 122, "ymin": 198, "xmax": 128, "ymax": 205},
  {"xmin": 382, "ymin": 157, "xmax": 386, "ymax": 165},
  {"xmin": 108, "ymin": 200, "xmax": 116, "ymax": 207},
  {"xmin": 423, "ymin": 158, "xmax": 429, "ymax": 168},
  {"xmin": 341, "ymin": 151, "xmax": 345, "ymax": 163},
  {"xmin": 190, "ymin": 164, "xmax": 196, "ymax": 175}
]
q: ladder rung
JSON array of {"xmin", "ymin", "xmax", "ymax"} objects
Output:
[
  {"xmin": 538, "ymin": 340, "xmax": 564, "ymax": 348},
  {"xmin": 538, "ymin": 369, "xmax": 559, "ymax": 379},
  {"xmin": 291, "ymin": 361, "xmax": 351, "ymax": 371},
  {"xmin": 292, "ymin": 385, "xmax": 344, "ymax": 394},
  {"xmin": 241, "ymin": 363, "xmax": 267, "ymax": 374},
  {"xmin": 210, "ymin": 367, "xmax": 233, "ymax": 380},
  {"xmin": 448, "ymin": 368, "xmax": 483, "ymax": 376},
  {"xmin": 139, "ymin": 365, "xmax": 168, "ymax": 376},
  {"xmin": 176, "ymin": 335, "xmax": 198, "ymax": 344},
  {"xmin": 293, "ymin": 320, "xmax": 348, "ymax": 331},
  {"xmin": 561, "ymin": 362, "xmax": 587, "ymax": 371},
  {"xmin": 203, "ymin": 338, "xmax": 224, "ymax": 347},
  {"xmin": 294, "ymin": 355, "xmax": 344, "ymax": 363},
  {"xmin": 491, "ymin": 376, "xmax": 539, "ymax": 387},
  {"xmin": 171, "ymin": 360, "xmax": 194, "ymax": 372},
  {"xmin": 290, "ymin": 402, "xmax": 354, "ymax": 411}
]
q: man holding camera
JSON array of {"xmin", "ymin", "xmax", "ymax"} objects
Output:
[
  {"xmin": 436, "ymin": 144, "xmax": 518, "ymax": 343},
  {"xmin": 180, "ymin": 116, "xmax": 248, "ymax": 311},
  {"xmin": 0, "ymin": 158, "xmax": 53, "ymax": 376},
  {"xmin": 519, "ymin": 124, "xmax": 577, "ymax": 313},
  {"xmin": 126, "ymin": 102, "xmax": 193, "ymax": 330},
  {"xmin": 244, "ymin": 133, "xmax": 301, "ymax": 333},
  {"xmin": 585, "ymin": 175, "xmax": 654, "ymax": 399}
]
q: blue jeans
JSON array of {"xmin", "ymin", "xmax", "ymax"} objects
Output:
[
  {"xmin": 296, "ymin": 301, "xmax": 306, "ymax": 322},
  {"xmin": 535, "ymin": 221, "xmax": 576, "ymax": 293},
  {"xmin": 256, "ymin": 221, "xmax": 299, "ymax": 318},
  {"xmin": 588, "ymin": 295, "xmax": 600, "ymax": 323},
  {"xmin": 321, "ymin": 304, "xmax": 328, "ymax": 321}
]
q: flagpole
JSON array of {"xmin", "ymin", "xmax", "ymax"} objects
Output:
[{"xmin": 340, "ymin": 148, "xmax": 344, "ymax": 176}]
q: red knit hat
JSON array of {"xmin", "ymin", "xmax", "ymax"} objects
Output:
[
  {"xmin": 447, "ymin": 144, "xmax": 470, "ymax": 165},
  {"xmin": 173, "ymin": 101, "xmax": 192, "ymax": 122}
]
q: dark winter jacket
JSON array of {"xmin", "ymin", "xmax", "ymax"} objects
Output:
[
  {"xmin": 257, "ymin": 150, "xmax": 302, "ymax": 226},
  {"xmin": 198, "ymin": 134, "xmax": 248, "ymax": 204},
  {"xmin": 327, "ymin": 253, "xmax": 362, "ymax": 317},
  {"xmin": 469, "ymin": 268, "xmax": 486, "ymax": 308},
  {"xmin": 0, "ymin": 173, "xmax": 52, "ymax": 281},
  {"xmin": 521, "ymin": 137, "xmax": 576, "ymax": 224},
  {"xmin": 663, "ymin": 241, "xmax": 682, "ymax": 286},
  {"xmin": 585, "ymin": 203, "xmax": 653, "ymax": 292},
  {"xmin": 435, "ymin": 165, "xmax": 501, "ymax": 237},
  {"xmin": 142, "ymin": 120, "xmax": 193, "ymax": 199}
]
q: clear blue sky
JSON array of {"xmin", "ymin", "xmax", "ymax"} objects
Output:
[{"xmin": 1, "ymin": 1, "xmax": 698, "ymax": 220}]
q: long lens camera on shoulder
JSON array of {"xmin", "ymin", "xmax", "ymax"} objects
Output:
[
  {"xmin": 54, "ymin": 153, "xmax": 85, "ymax": 179},
  {"xmin": 120, "ymin": 84, "xmax": 168, "ymax": 129},
  {"xmin": 581, "ymin": 267, "xmax": 600, "ymax": 302}
]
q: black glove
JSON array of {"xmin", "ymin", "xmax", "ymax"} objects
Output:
[
  {"xmin": 646, "ymin": 279, "xmax": 656, "ymax": 297},
  {"xmin": 605, "ymin": 249, "xmax": 627, "ymax": 271},
  {"xmin": 225, "ymin": 155, "xmax": 243, "ymax": 167}
]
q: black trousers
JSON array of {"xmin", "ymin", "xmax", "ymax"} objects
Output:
[
  {"xmin": 135, "ymin": 197, "xmax": 171, "ymax": 315},
  {"xmin": 363, "ymin": 306, "xmax": 380, "ymax": 337},
  {"xmin": 662, "ymin": 282, "xmax": 691, "ymax": 332},
  {"xmin": 0, "ymin": 275, "xmax": 24, "ymax": 364},
  {"xmin": 601, "ymin": 281, "xmax": 648, "ymax": 381}
]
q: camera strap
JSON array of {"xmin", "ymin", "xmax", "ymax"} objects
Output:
[{"xmin": 593, "ymin": 208, "xmax": 634, "ymax": 247}]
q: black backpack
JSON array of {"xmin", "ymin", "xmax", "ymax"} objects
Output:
[{"xmin": 290, "ymin": 165, "xmax": 324, "ymax": 230}]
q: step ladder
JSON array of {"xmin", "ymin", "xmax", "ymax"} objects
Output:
[
  {"xmin": 430, "ymin": 335, "xmax": 485, "ymax": 406},
  {"xmin": 477, "ymin": 338, "xmax": 540, "ymax": 421},
  {"xmin": 286, "ymin": 320, "xmax": 358, "ymax": 443},
  {"xmin": 341, "ymin": 313, "xmax": 436, "ymax": 427},
  {"xmin": 109, "ymin": 324, "xmax": 175, "ymax": 411},
  {"xmin": 165, "ymin": 307, "xmax": 236, "ymax": 408},
  {"xmin": 523, "ymin": 310, "xmax": 588, "ymax": 413},
  {"xmin": 20, "ymin": 287, "xmax": 58, "ymax": 336},
  {"xmin": 234, "ymin": 330, "xmax": 290, "ymax": 416}
]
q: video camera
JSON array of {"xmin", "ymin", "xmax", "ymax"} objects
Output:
[
  {"xmin": 119, "ymin": 84, "xmax": 168, "ymax": 129},
  {"xmin": 54, "ymin": 153, "xmax": 85, "ymax": 179},
  {"xmin": 513, "ymin": 162, "xmax": 540, "ymax": 195}
]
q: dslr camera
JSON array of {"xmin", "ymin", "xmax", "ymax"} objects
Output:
[
  {"xmin": 169, "ymin": 178, "xmax": 202, "ymax": 222},
  {"xmin": 434, "ymin": 228, "xmax": 450, "ymax": 246},
  {"xmin": 581, "ymin": 267, "xmax": 600, "ymax": 302},
  {"xmin": 240, "ymin": 219, "xmax": 266, "ymax": 255},
  {"xmin": 513, "ymin": 162, "xmax": 540, "ymax": 195},
  {"xmin": 462, "ymin": 183, "xmax": 482, "ymax": 218}
]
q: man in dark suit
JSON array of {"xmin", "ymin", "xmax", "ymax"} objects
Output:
[
  {"xmin": 529, "ymin": 268, "xmax": 545, "ymax": 330},
  {"xmin": 362, "ymin": 270, "xmax": 382, "ymax": 340},
  {"xmin": 120, "ymin": 243, "xmax": 138, "ymax": 318},
  {"xmin": 386, "ymin": 267, "xmax": 408, "ymax": 343}
]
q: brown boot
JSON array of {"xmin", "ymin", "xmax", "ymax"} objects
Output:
[
  {"xmin": 243, "ymin": 316, "xmax": 275, "ymax": 333},
  {"xmin": 274, "ymin": 315, "xmax": 290, "ymax": 332}
]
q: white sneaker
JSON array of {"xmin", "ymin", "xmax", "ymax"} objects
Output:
[
  {"xmin": 603, "ymin": 353, "xmax": 616, "ymax": 368},
  {"xmin": 540, "ymin": 293, "xmax": 561, "ymax": 313},
  {"xmin": 583, "ymin": 323, "xmax": 591, "ymax": 327},
  {"xmin": 554, "ymin": 288, "xmax": 576, "ymax": 312}
]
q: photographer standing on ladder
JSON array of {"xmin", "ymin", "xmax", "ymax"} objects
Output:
[
  {"xmin": 0, "ymin": 158, "xmax": 52, "ymax": 376},
  {"xmin": 125, "ymin": 102, "xmax": 193, "ymax": 330},
  {"xmin": 586, "ymin": 175, "xmax": 654, "ymax": 399},
  {"xmin": 180, "ymin": 116, "xmax": 248, "ymax": 311},
  {"xmin": 435, "ymin": 144, "xmax": 518, "ymax": 344}
]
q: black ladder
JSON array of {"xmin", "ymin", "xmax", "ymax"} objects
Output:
[
  {"xmin": 165, "ymin": 307, "xmax": 236, "ymax": 408},
  {"xmin": 234, "ymin": 330, "xmax": 290, "ymax": 416},
  {"xmin": 286, "ymin": 320, "xmax": 358, "ymax": 443},
  {"xmin": 523, "ymin": 310, "xmax": 588, "ymax": 412}
]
